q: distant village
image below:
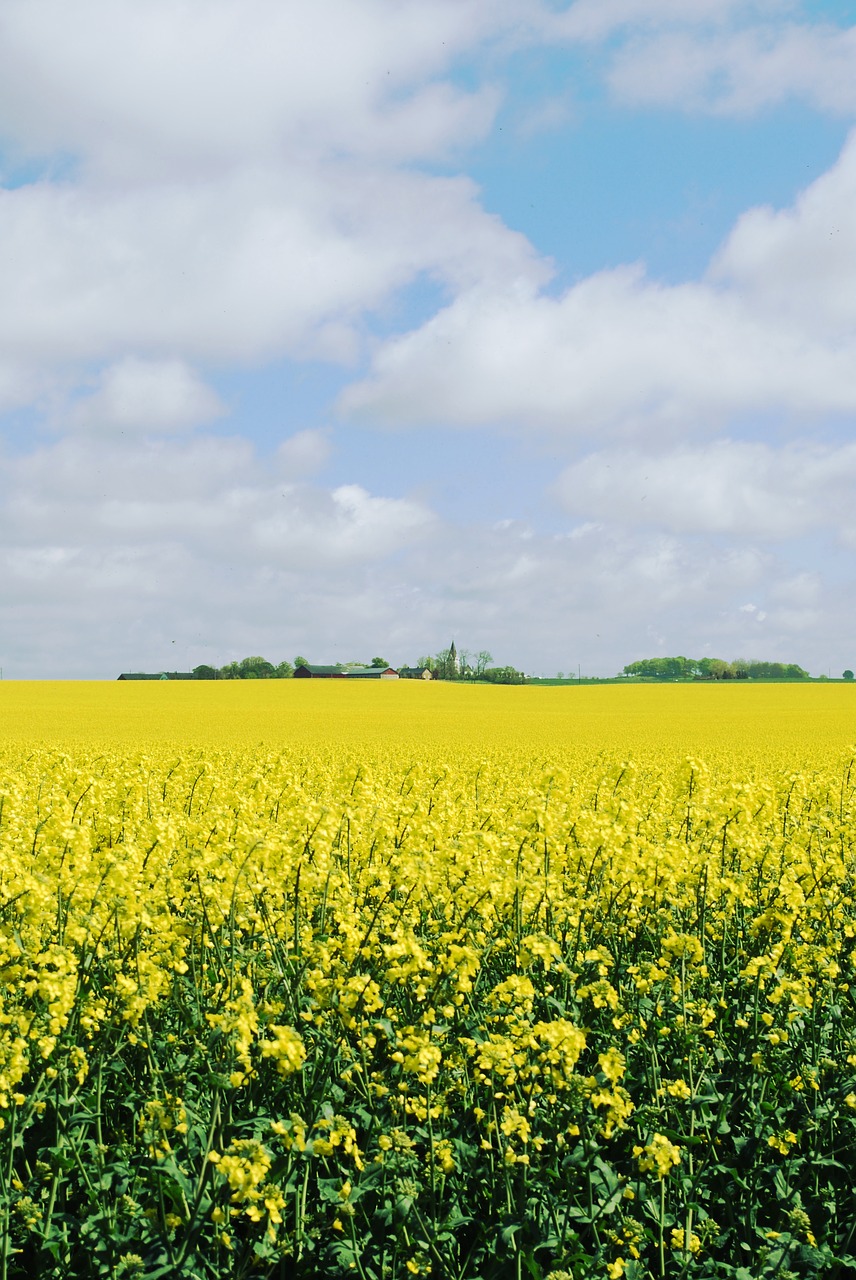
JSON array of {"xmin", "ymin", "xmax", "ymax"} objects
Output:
[{"xmin": 117, "ymin": 642, "xmax": 528, "ymax": 684}]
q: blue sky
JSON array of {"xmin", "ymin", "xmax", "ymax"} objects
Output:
[{"xmin": 1, "ymin": 0, "xmax": 856, "ymax": 678}]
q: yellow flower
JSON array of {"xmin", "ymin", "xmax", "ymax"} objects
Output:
[
  {"xmin": 259, "ymin": 1025, "xmax": 306, "ymax": 1077},
  {"xmin": 598, "ymin": 1048, "xmax": 626, "ymax": 1084},
  {"xmin": 636, "ymin": 1134, "xmax": 681, "ymax": 1179},
  {"xmin": 670, "ymin": 1227, "xmax": 701, "ymax": 1253},
  {"xmin": 768, "ymin": 1130, "xmax": 798, "ymax": 1155}
]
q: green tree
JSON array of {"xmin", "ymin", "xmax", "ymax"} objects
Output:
[
  {"xmin": 476, "ymin": 650, "xmax": 493, "ymax": 676},
  {"xmin": 192, "ymin": 664, "xmax": 218, "ymax": 680},
  {"xmin": 294, "ymin": 656, "xmax": 309, "ymax": 669},
  {"xmin": 274, "ymin": 661, "xmax": 294, "ymax": 678},
  {"xmin": 434, "ymin": 647, "xmax": 454, "ymax": 680},
  {"xmin": 370, "ymin": 657, "xmax": 389, "ymax": 668},
  {"xmin": 481, "ymin": 665, "xmax": 525, "ymax": 685},
  {"xmin": 844, "ymin": 670, "xmax": 854, "ymax": 681},
  {"xmin": 239, "ymin": 656, "xmax": 275, "ymax": 679}
]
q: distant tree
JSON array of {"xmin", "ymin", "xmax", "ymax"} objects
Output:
[
  {"xmin": 434, "ymin": 647, "xmax": 454, "ymax": 680},
  {"xmin": 844, "ymin": 670, "xmax": 854, "ymax": 681},
  {"xmin": 476, "ymin": 650, "xmax": 493, "ymax": 676},
  {"xmin": 623, "ymin": 656, "xmax": 698, "ymax": 679},
  {"xmin": 192, "ymin": 664, "xmax": 218, "ymax": 680},
  {"xmin": 274, "ymin": 661, "xmax": 294, "ymax": 679},
  {"xmin": 746, "ymin": 661, "xmax": 808, "ymax": 680},
  {"xmin": 623, "ymin": 655, "xmax": 809, "ymax": 682},
  {"xmin": 481, "ymin": 665, "xmax": 525, "ymax": 685},
  {"xmin": 557, "ymin": 672, "xmax": 564, "ymax": 680},
  {"xmin": 294, "ymin": 656, "xmax": 309, "ymax": 669},
  {"xmin": 416, "ymin": 655, "xmax": 437, "ymax": 672},
  {"xmin": 239, "ymin": 656, "xmax": 275, "ymax": 679},
  {"xmin": 219, "ymin": 661, "xmax": 240, "ymax": 680},
  {"xmin": 370, "ymin": 657, "xmax": 389, "ymax": 668}
]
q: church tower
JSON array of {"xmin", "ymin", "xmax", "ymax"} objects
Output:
[{"xmin": 449, "ymin": 640, "xmax": 457, "ymax": 676}]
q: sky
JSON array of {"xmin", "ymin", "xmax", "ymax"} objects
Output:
[{"xmin": 1, "ymin": 0, "xmax": 856, "ymax": 679}]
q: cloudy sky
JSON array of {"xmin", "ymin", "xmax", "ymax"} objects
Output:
[{"xmin": 2, "ymin": 0, "xmax": 855, "ymax": 679}]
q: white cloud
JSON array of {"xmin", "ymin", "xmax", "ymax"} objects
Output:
[
  {"xmin": 554, "ymin": 440, "xmax": 856, "ymax": 540},
  {"xmin": 606, "ymin": 21, "xmax": 856, "ymax": 116},
  {"xmin": 67, "ymin": 358, "xmax": 224, "ymax": 433},
  {"xmin": 341, "ymin": 267, "xmax": 856, "ymax": 437},
  {"xmin": 546, "ymin": 2, "xmax": 856, "ymax": 120},
  {"xmin": 3, "ymin": 433, "xmax": 434, "ymax": 563},
  {"xmin": 343, "ymin": 129, "xmax": 856, "ymax": 438},
  {"xmin": 555, "ymin": 0, "xmax": 788, "ymax": 43},
  {"xmin": 0, "ymin": 0, "xmax": 552, "ymax": 419},
  {"xmin": 275, "ymin": 429, "xmax": 332, "ymax": 478},
  {"xmin": 711, "ymin": 129, "xmax": 856, "ymax": 331},
  {"xmin": 0, "ymin": 0, "xmax": 516, "ymax": 178},
  {"xmin": 0, "ymin": 166, "xmax": 544, "ymax": 386},
  {"xmin": 0, "ymin": 361, "xmax": 42, "ymax": 415}
]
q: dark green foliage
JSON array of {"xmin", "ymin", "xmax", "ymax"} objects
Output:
[{"xmin": 623, "ymin": 658, "xmax": 810, "ymax": 681}]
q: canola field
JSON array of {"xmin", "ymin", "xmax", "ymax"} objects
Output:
[{"xmin": 1, "ymin": 681, "xmax": 856, "ymax": 1279}]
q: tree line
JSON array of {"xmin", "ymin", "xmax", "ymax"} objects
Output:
[
  {"xmin": 190, "ymin": 650, "xmax": 526, "ymax": 683},
  {"xmin": 191, "ymin": 656, "xmax": 296, "ymax": 679},
  {"xmin": 622, "ymin": 656, "xmax": 810, "ymax": 681}
]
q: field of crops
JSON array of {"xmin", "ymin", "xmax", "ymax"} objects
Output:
[{"xmin": 1, "ymin": 682, "xmax": 856, "ymax": 1279}]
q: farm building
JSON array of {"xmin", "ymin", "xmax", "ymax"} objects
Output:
[
  {"xmin": 398, "ymin": 667, "xmax": 433, "ymax": 680},
  {"xmin": 117, "ymin": 672, "xmax": 194, "ymax": 681},
  {"xmin": 293, "ymin": 665, "xmax": 348, "ymax": 679},
  {"xmin": 346, "ymin": 667, "xmax": 400, "ymax": 680},
  {"xmin": 293, "ymin": 664, "xmax": 400, "ymax": 680}
]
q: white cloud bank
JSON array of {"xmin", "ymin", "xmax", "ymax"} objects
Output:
[
  {"xmin": 343, "ymin": 128, "xmax": 856, "ymax": 438},
  {"xmin": 0, "ymin": 0, "xmax": 550, "ymax": 421},
  {"xmin": 2, "ymin": 432, "xmax": 846, "ymax": 678},
  {"xmin": 555, "ymin": 440, "xmax": 856, "ymax": 542}
]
